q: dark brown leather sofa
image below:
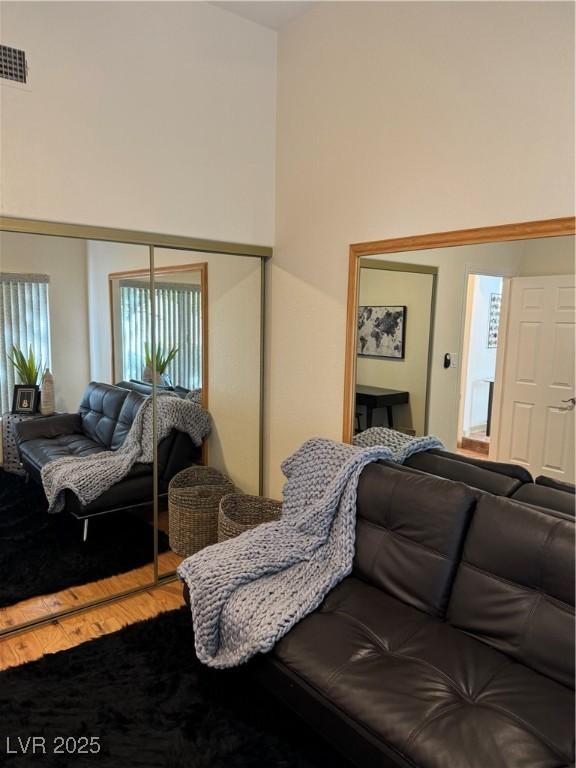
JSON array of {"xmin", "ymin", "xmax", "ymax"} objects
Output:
[
  {"xmin": 248, "ymin": 463, "xmax": 575, "ymax": 768},
  {"xmin": 14, "ymin": 381, "xmax": 201, "ymax": 524},
  {"xmin": 404, "ymin": 448, "xmax": 575, "ymax": 516}
]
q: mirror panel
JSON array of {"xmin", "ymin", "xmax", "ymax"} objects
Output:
[
  {"xmin": 0, "ymin": 233, "xmax": 155, "ymax": 633},
  {"xmin": 349, "ymin": 233, "xmax": 575, "ymax": 484},
  {"xmin": 151, "ymin": 249, "xmax": 263, "ymax": 577}
]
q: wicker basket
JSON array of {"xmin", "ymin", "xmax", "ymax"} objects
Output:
[
  {"xmin": 168, "ymin": 466, "xmax": 235, "ymax": 556},
  {"xmin": 218, "ymin": 493, "xmax": 282, "ymax": 542}
]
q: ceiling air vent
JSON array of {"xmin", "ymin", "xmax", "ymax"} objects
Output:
[{"xmin": 0, "ymin": 45, "xmax": 27, "ymax": 84}]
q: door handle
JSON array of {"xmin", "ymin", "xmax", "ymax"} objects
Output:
[{"xmin": 560, "ymin": 397, "xmax": 576, "ymax": 410}]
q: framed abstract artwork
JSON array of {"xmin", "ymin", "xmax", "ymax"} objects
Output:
[{"xmin": 357, "ymin": 305, "xmax": 407, "ymax": 359}]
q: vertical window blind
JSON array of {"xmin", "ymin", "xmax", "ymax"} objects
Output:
[
  {"xmin": 0, "ymin": 273, "xmax": 51, "ymax": 414},
  {"xmin": 120, "ymin": 281, "xmax": 202, "ymax": 390}
]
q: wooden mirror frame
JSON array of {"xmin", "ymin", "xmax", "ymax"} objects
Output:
[{"xmin": 343, "ymin": 217, "xmax": 576, "ymax": 443}]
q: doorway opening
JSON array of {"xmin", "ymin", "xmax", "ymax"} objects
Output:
[{"xmin": 457, "ymin": 274, "xmax": 504, "ymax": 459}]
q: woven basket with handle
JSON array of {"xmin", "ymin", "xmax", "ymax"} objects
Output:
[
  {"xmin": 218, "ymin": 493, "xmax": 282, "ymax": 543},
  {"xmin": 168, "ymin": 466, "xmax": 235, "ymax": 556}
]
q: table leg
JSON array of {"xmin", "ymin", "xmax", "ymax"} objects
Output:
[
  {"xmin": 487, "ymin": 381, "xmax": 494, "ymax": 438},
  {"xmin": 367, "ymin": 405, "xmax": 374, "ymax": 429},
  {"xmin": 386, "ymin": 406, "xmax": 394, "ymax": 429}
]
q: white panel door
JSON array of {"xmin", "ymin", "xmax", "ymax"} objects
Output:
[{"xmin": 497, "ymin": 274, "xmax": 575, "ymax": 482}]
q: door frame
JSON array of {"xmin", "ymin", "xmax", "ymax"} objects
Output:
[
  {"xmin": 343, "ymin": 217, "xmax": 576, "ymax": 443},
  {"xmin": 456, "ymin": 268, "xmax": 514, "ymax": 452}
]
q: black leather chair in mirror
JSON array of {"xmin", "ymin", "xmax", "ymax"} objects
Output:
[{"xmin": 14, "ymin": 381, "xmax": 202, "ymax": 539}]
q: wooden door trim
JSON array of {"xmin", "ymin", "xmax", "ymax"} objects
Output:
[{"xmin": 343, "ymin": 216, "xmax": 576, "ymax": 442}]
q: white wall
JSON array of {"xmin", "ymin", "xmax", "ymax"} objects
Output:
[
  {"xmin": 268, "ymin": 1, "xmax": 575, "ymax": 495},
  {"xmin": 518, "ymin": 236, "xmax": 575, "ymax": 276},
  {"xmin": 0, "ymin": 232, "xmax": 90, "ymax": 413},
  {"xmin": 357, "ymin": 266, "xmax": 434, "ymax": 435},
  {"xmin": 0, "ymin": 2, "xmax": 276, "ymax": 246},
  {"xmin": 87, "ymin": 243, "xmax": 262, "ymax": 495}
]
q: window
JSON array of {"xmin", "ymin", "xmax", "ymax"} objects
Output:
[
  {"xmin": 119, "ymin": 281, "xmax": 202, "ymax": 390},
  {"xmin": 0, "ymin": 273, "xmax": 51, "ymax": 413}
]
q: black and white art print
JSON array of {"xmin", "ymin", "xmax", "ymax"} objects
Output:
[{"xmin": 357, "ymin": 306, "xmax": 406, "ymax": 359}]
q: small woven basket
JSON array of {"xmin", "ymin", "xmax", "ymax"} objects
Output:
[
  {"xmin": 218, "ymin": 493, "xmax": 282, "ymax": 543},
  {"xmin": 168, "ymin": 466, "xmax": 235, "ymax": 556}
]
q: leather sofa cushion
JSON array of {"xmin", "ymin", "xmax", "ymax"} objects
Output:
[
  {"xmin": 404, "ymin": 451, "xmax": 526, "ymax": 496},
  {"xmin": 79, "ymin": 382, "xmax": 131, "ymax": 448},
  {"xmin": 431, "ymin": 449, "xmax": 533, "ymax": 482},
  {"xmin": 354, "ymin": 463, "xmax": 476, "ymax": 618},
  {"xmin": 447, "ymin": 495, "xmax": 575, "ymax": 688},
  {"xmin": 110, "ymin": 390, "xmax": 147, "ymax": 450},
  {"xmin": 511, "ymin": 482, "xmax": 575, "ymax": 517},
  {"xmin": 19, "ymin": 434, "xmax": 104, "ymax": 471},
  {"xmin": 536, "ymin": 475, "xmax": 576, "ymax": 494},
  {"xmin": 13, "ymin": 413, "xmax": 83, "ymax": 443},
  {"xmin": 274, "ymin": 577, "xmax": 574, "ymax": 768}
]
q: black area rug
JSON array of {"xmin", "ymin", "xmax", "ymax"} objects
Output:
[
  {"xmin": 0, "ymin": 607, "xmax": 353, "ymax": 768},
  {"xmin": 0, "ymin": 470, "xmax": 165, "ymax": 608}
]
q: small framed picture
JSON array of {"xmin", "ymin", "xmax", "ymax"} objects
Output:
[{"xmin": 12, "ymin": 385, "xmax": 39, "ymax": 414}]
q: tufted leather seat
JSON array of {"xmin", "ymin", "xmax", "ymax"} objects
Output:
[
  {"xmin": 257, "ymin": 462, "xmax": 575, "ymax": 768},
  {"xmin": 275, "ymin": 578, "xmax": 574, "ymax": 768}
]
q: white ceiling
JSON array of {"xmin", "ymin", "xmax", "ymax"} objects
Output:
[{"xmin": 211, "ymin": 2, "xmax": 316, "ymax": 31}]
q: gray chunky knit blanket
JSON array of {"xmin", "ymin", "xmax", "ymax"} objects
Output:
[
  {"xmin": 177, "ymin": 428, "xmax": 442, "ymax": 668},
  {"xmin": 42, "ymin": 394, "xmax": 211, "ymax": 513}
]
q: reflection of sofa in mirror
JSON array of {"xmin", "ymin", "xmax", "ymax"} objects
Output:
[{"xmin": 13, "ymin": 382, "xmax": 203, "ymax": 535}]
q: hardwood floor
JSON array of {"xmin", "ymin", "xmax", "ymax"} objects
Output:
[{"xmin": 0, "ymin": 579, "xmax": 185, "ymax": 672}]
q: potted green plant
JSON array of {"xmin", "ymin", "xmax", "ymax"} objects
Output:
[
  {"xmin": 9, "ymin": 345, "xmax": 45, "ymax": 385},
  {"xmin": 142, "ymin": 342, "xmax": 179, "ymax": 386},
  {"xmin": 8, "ymin": 345, "xmax": 46, "ymax": 413}
]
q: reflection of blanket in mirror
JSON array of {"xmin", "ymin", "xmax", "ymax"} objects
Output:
[
  {"xmin": 178, "ymin": 431, "xmax": 443, "ymax": 669},
  {"xmin": 41, "ymin": 394, "xmax": 211, "ymax": 513}
]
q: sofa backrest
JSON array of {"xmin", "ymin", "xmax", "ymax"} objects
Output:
[
  {"xmin": 404, "ymin": 449, "xmax": 531, "ymax": 497},
  {"xmin": 353, "ymin": 462, "xmax": 477, "ymax": 619},
  {"xmin": 447, "ymin": 494, "xmax": 575, "ymax": 689},
  {"xmin": 79, "ymin": 382, "xmax": 146, "ymax": 450},
  {"xmin": 511, "ymin": 477, "xmax": 575, "ymax": 517},
  {"xmin": 110, "ymin": 390, "xmax": 148, "ymax": 450}
]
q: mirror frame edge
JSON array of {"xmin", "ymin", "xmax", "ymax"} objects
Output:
[{"xmin": 343, "ymin": 216, "xmax": 576, "ymax": 443}]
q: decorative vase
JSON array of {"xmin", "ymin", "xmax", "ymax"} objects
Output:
[
  {"xmin": 40, "ymin": 369, "xmax": 55, "ymax": 415},
  {"xmin": 142, "ymin": 365, "xmax": 171, "ymax": 387}
]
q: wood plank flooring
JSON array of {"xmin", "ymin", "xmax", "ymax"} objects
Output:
[{"xmin": 0, "ymin": 579, "xmax": 185, "ymax": 672}]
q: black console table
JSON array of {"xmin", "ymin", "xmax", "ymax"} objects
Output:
[{"xmin": 355, "ymin": 386, "xmax": 410, "ymax": 430}]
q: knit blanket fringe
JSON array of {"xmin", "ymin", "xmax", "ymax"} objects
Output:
[
  {"xmin": 42, "ymin": 393, "xmax": 211, "ymax": 513},
  {"xmin": 177, "ymin": 429, "xmax": 443, "ymax": 668}
]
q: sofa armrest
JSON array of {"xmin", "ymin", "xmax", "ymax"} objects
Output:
[{"xmin": 13, "ymin": 413, "xmax": 83, "ymax": 444}]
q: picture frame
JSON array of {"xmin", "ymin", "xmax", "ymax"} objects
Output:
[
  {"xmin": 11, "ymin": 385, "xmax": 39, "ymax": 414},
  {"xmin": 357, "ymin": 305, "xmax": 407, "ymax": 359}
]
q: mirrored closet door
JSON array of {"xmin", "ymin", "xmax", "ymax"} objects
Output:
[{"xmin": 0, "ymin": 219, "xmax": 270, "ymax": 637}]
